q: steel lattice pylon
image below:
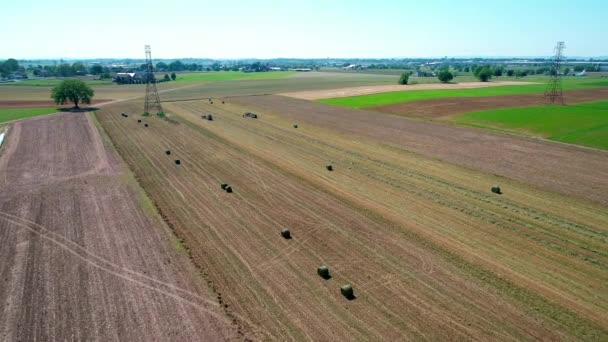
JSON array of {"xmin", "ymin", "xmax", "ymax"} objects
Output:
[
  {"xmin": 544, "ymin": 41, "xmax": 565, "ymax": 105},
  {"xmin": 144, "ymin": 45, "xmax": 164, "ymax": 116}
]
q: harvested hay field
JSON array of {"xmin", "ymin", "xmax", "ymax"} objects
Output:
[
  {"xmin": 279, "ymin": 81, "xmax": 534, "ymax": 100},
  {"xmin": 234, "ymin": 95, "xmax": 608, "ymax": 206},
  {"xmin": 0, "ymin": 113, "xmax": 239, "ymax": 341},
  {"xmin": 95, "ymin": 99, "xmax": 608, "ymax": 340},
  {"xmin": 371, "ymin": 86, "xmax": 608, "ymax": 119}
]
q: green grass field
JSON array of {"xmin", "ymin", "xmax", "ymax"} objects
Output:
[
  {"xmin": 0, "ymin": 107, "xmax": 58, "ymax": 124},
  {"xmin": 173, "ymin": 71, "xmax": 296, "ymax": 82},
  {"xmin": 453, "ymin": 100, "xmax": 608, "ymax": 150},
  {"xmin": 0, "ymin": 79, "xmax": 113, "ymax": 87},
  {"xmin": 318, "ymin": 77, "xmax": 608, "ymax": 108}
]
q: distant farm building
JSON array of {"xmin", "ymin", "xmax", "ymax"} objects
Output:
[
  {"xmin": 114, "ymin": 72, "xmax": 149, "ymax": 84},
  {"xmin": 294, "ymin": 68, "xmax": 312, "ymax": 72}
]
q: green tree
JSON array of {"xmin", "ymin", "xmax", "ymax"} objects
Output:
[
  {"xmin": 170, "ymin": 72, "xmax": 176, "ymax": 80},
  {"xmin": 163, "ymin": 73, "xmax": 170, "ymax": 81},
  {"xmin": 437, "ymin": 70, "xmax": 454, "ymax": 83},
  {"xmin": 493, "ymin": 67, "xmax": 503, "ymax": 76},
  {"xmin": 90, "ymin": 64, "xmax": 103, "ymax": 75},
  {"xmin": 563, "ymin": 67, "xmax": 570, "ymax": 75},
  {"xmin": 3, "ymin": 58, "xmax": 19, "ymax": 73},
  {"xmin": 398, "ymin": 71, "xmax": 411, "ymax": 85},
  {"xmin": 57, "ymin": 63, "xmax": 75, "ymax": 77},
  {"xmin": 156, "ymin": 62, "xmax": 168, "ymax": 71},
  {"xmin": 72, "ymin": 62, "xmax": 87, "ymax": 75},
  {"xmin": 168, "ymin": 60, "xmax": 184, "ymax": 71},
  {"xmin": 475, "ymin": 66, "xmax": 493, "ymax": 82},
  {"xmin": 506, "ymin": 69, "xmax": 514, "ymax": 77},
  {"xmin": 51, "ymin": 79, "xmax": 94, "ymax": 109}
]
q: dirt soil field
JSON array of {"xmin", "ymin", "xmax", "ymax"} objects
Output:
[
  {"xmin": 371, "ymin": 86, "xmax": 608, "ymax": 118},
  {"xmin": 234, "ymin": 95, "xmax": 608, "ymax": 206},
  {"xmin": 0, "ymin": 99, "xmax": 113, "ymax": 108},
  {"xmin": 278, "ymin": 81, "xmax": 535, "ymax": 100},
  {"xmin": 0, "ymin": 113, "xmax": 240, "ymax": 341},
  {"xmin": 95, "ymin": 99, "xmax": 608, "ymax": 340}
]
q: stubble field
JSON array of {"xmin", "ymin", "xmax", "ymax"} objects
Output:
[
  {"xmin": 2, "ymin": 72, "xmax": 607, "ymax": 340},
  {"xmin": 92, "ymin": 93, "xmax": 608, "ymax": 340}
]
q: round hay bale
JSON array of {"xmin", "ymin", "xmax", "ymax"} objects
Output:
[
  {"xmin": 293, "ymin": 124, "xmax": 298, "ymax": 128},
  {"xmin": 326, "ymin": 165, "xmax": 333, "ymax": 171},
  {"xmin": 221, "ymin": 183, "xmax": 228, "ymax": 190},
  {"xmin": 317, "ymin": 265, "xmax": 330, "ymax": 279},
  {"xmin": 341, "ymin": 284, "xmax": 354, "ymax": 299},
  {"xmin": 222, "ymin": 101, "xmax": 225, "ymax": 104},
  {"xmin": 144, "ymin": 123, "xmax": 149, "ymax": 127},
  {"xmin": 210, "ymin": 101, "xmax": 213, "ymax": 104},
  {"xmin": 125, "ymin": 114, "xmax": 129, "ymax": 117},
  {"xmin": 280, "ymin": 228, "xmax": 291, "ymax": 239},
  {"xmin": 207, "ymin": 114, "xmax": 213, "ymax": 121},
  {"xmin": 225, "ymin": 186, "xmax": 233, "ymax": 193},
  {"xmin": 166, "ymin": 150, "xmax": 171, "ymax": 155},
  {"xmin": 137, "ymin": 119, "xmax": 142, "ymax": 123},
  {"xmin": 491, "ymin": 185, "xmax": 502, "ymax": 194},
  {"xmin": 175, "ymin": 159, "xmax": 181, "ymax": 165}
]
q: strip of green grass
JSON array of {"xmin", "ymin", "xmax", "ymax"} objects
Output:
[
  {"xmin": 174, "ymin": 71, "xmax": 296, "ymax": 83},
  {"xmin": 453, "ymin": 101, "xmax": 608, "ymax": 150},
  {"xmin": 318, "ymin": 78, "xmax": 608, "ymax": 108},
  {"xmin": 0, "ymin": 107, "xmax": 58, "ymax": 124},
  {"xmin": 0, "ymin": 79, "xmax": 113, "ymax": 87}
]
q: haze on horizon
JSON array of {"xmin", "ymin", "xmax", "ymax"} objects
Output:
[{"xmin": 2, "ymin": 0, "xmax": 606, "ymax": 60}]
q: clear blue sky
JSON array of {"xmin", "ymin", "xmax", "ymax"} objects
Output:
[{"xmin": 2, "ymin": 0, "xmax": 606, "ymax": 59}]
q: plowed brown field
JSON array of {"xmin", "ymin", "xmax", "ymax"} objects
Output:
[
  {"xmin": 370, "ymin": 87, "xmax": 608, "ymax": 118},
  {"xmin": 94, "ymin": 97, "xmax": 608, "ymax": 340},
  {"xmin": 0, "ymin": 113, "xmax": 239, "ymax": 341}
]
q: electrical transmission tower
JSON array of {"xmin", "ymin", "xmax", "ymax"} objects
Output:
[
  {"xmin": 144, "ymin": 45, "xmax": 164, "ymax": 116},
  {"xmin": 544, "ymin": 41, "xmax": 565, "ymax": 105}
]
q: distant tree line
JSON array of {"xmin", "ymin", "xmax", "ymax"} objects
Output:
[{"xmin": 0, "ymin": 58, "xmax": 24, "ymax": 79}]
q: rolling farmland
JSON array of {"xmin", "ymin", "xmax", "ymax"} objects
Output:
[
  {"xmin": 1, "ymin": 70, "xmax": 607, "ymax": 340},
  {"xmin": 2, "ymin": 0, "xmax": 607, "ymax": 339},
  {"xmin": 90, "ymin": 93, "xmax": 608, "ymax": 340}
]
